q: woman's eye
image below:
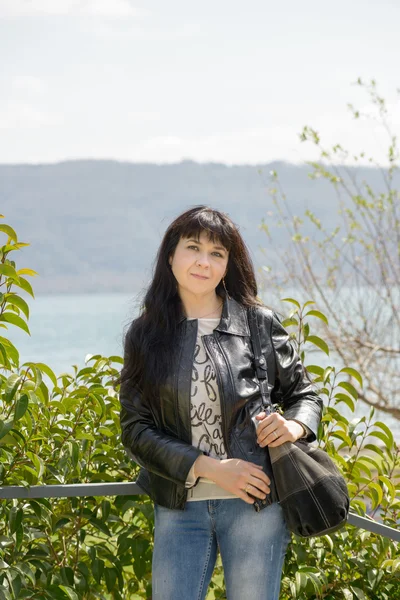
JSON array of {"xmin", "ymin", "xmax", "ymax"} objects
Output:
[{"xmin": 187, "ymin": 246, "xmax": 224, "ymax": 258}]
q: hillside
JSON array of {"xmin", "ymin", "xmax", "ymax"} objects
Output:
[{"xmin": 1, "ymin": 159, "xmax": 396, "ymax": 294}]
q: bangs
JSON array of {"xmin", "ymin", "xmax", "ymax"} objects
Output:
[{"xmin": 176, "ymin": 208, "xmax": 234, "ymax": 251}]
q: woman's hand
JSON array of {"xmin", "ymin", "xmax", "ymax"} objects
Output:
[
  {"xmin": 194, "ymin": 455, "xmax": 270, "ymax": 505},
  {"xmin": 255, "ymin": 412, "xmax": 305, "ymax": 447}
]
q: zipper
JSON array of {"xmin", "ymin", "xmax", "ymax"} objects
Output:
[
  {"xmin": 202, "ymin": 334, "xmax": 232, "ymax": 458},
  {"xmin": 174, "ymin": 324, "xmax": 185, "ymax": 439},
  {"xmin": 188, "ymin": 319, "xmax": 199, "ymax": 445}
]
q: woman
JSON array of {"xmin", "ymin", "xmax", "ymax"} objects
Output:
[{"xmin": 119, "ymin": 206, "xmax": 323, "ymax": 600}]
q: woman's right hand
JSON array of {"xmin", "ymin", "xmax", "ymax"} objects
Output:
[{"xmin": 194, "ymin": 456, "xmax": 270, "ymax": 504}]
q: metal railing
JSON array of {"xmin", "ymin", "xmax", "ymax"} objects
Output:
[{"xmin": 0, "ymin": 482, "xmax": 399, "ymax": 542}]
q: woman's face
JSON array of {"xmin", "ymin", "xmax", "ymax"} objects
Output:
[{"xmin": 169, "ymin": 231, "xmax": 229, "ymax": 298}]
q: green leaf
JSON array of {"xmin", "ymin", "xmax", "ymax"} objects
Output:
[
  {"xmin": 338, "ymin": 381, "xmax": 359, "ymax": 400},
  {"xmin": 5, "ymin": 374, "xmax": 21, "ymax": 402},
  {"xmin": 34, "ymin": 363, "xmax": 58, "ymax": 387},
  {"xmin": 14, "ymin": 394, "xmax": 29, "ymax": 421},
  {"xmin": 53, "ymin": 518, "xmax": 72, "ymax": 533},
  {"xmin": 350, "ymin": 586, "xmax": 367, "ymax": 599},
  {"xmin": 60, "ymin": 567, "xmax": 74, "ymax": 586},
  {"xmin": 0, "ymin": 312, "xmax": 30, "ymax": 335},
  {"xmin": 368, "ymin": 482, "xmax": 383, "ymax": 509},
  {"xmin": 0, "ymin": 224, "xmax": 18, "ymax": 241},
  {"xmin": 0, "ymin": 264, "xmax": 18, "ymax": 278},
  {"xmin": 109, "ymin": 356, "xmax": 123, "ymax": 364},
  {"xmin": 305, "ymin": 364, "xmax": 325, "ymax": 377},
  {"xmin": 364, "ymin": 443, "xmax": 385, "ymax": 458},
  {"xmin": 306, "ymin": 335, "xmax": 329, "ymax": 355},
  {"xmin": 59, "ymin": 587, "xmax": 79, "ymax": 600},
  {"xmin": 26, "ymin": 451, "xmax": 45, "ymax": 479},
  {"xmin": 302, "ymin": 300, "xmax": 315, "ymax": 308},
  {"xmin": 98, "ymin": 426, "xmax": 115, "ymax": 437},
  {"xmin": 281, "ymin": 317, "xmax": 298, "ymax": 328},
  {"xmin": 0, "ymin": 336, "xmax": 19, "ymax": 366},
  {"xmin": 3, "ymin": 293, "xmax": 30, "ymax": 319},
  {"xmin": 281, "ymin": 297, "xmax": 301, "ymax": 309},
  {"xmin": 339, "ymin": 367, "xmax": 363, "ymax": 388},
  {"xmin": 16, "ymin": 268, "xmax": 38, "ymax": 276},
  {"xmin": 334, "ymin": 393, "xmax": 355, "ymax": 412},
  {"xmin": 0, "ymin": 342, "xmax": 10, "ymax": 367},
  {"xmin": 378, "ymin": 475, "xmax": 397, "ymax": 503},
  {"xmin": 0, "ymin": 560, "xmax": 10, "ymax": 569},
  {"xmin": 367, "ymin": 431, "xmax": 391, "ymax": 450},
  {"xmin": 305, "ymin": 309, "xmax": 329, "ymax": 325},
  {"xmin": 31, "ymin": 365, "xmax": 43, "ymax": 390},
  {"xmin": 331, "ymin": 430, "xmax": 352, "ymax": 446},
  {"xmin": 89, "ymin": 517, "xmax": 111, "ymax": 536},
  {"xmin": 92, "ymin": 558, "xmax": 104, "ymax": 584},
  {"xmin": 0, "ymin": 420, "xmax": 14, "ymax": 441},
  {"xmin": 105, "ymin": 568, "xmax": 117, "ymax": 593},
  {"xmin": 44, "ymin": 585, "xmax": 69, "ymax": 600},
  {"xmin": 9, "ymin": 507, "xmax": 23, "ymax": 534},
  {"xmin": 12, "ymin": 275, "xmax": 34, "ymax": 298},
  {"xmin": 70, "ymin": 441, "xmax": 79, "ymax": 468},
  {"xmin": 373, "ymin": 421, "xmax": 394, "ymax": 446},
  {"xmin": 295, "ymin": 571, "xmax": 307, "ymax": 593},
  {"xmin": 102, "ymin": 500, "xmax": 111, "ymax": 520},
  {"xmin": 357, "ymin": 455, "xmax": 381, "ymax": 471}
]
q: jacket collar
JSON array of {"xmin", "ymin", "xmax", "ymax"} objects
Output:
[{"xmin": 178, "ymin": 295, "xmax": 250, "ymax": 336}]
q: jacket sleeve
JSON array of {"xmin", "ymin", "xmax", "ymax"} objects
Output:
[
  {"xmin": 268, "ymin": 311, "xmax": 323, "ymax": 441},
  {"xmin": 119, "ymin": 379, "xmax": 205, "ymax": 486}
]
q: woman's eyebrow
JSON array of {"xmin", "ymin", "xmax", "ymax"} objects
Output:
[{"xmin": 186, "ymin": 238, "xmax": 227, "ymax": 251}]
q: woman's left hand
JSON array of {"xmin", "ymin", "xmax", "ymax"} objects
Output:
[{"xmin": 255, "ymin": 412, "xmax": 305, "ymax": 447}]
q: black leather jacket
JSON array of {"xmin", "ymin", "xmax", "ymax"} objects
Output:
[{"xmin": 119, "ymin": 296, "xmax": 323, "ymax": 510}]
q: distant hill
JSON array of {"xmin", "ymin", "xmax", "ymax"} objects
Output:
[{"xmin": 1, "ymin": 159, "xmax": 396, "ymax": 295}]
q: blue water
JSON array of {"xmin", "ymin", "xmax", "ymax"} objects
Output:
[
  {"xmin": 4, "ymin": 292, "xmax": 399, "ymax": 440},
  {"xmin": 5, "ymin": 293, "xmax": 138, "ymax": 375}
]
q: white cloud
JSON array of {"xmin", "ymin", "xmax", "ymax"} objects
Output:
[
  {"xmin": 80, "ymin": 21, "xmax": 200, "ymax": 41},
  {"xmin": 0, "ymin": 105, "xmax": 60, "ymax": 130},
  {"xmin": 0, "ymin": 0, "xmax": 145, "ymax": 18},
  {"xmin": 142, "ymin": 136, "xmax": 184, "ymax": 148},
  {"xmin": 127, "ymin": 111, "xmax": 161, "ymax": 123},
  {"xmin": 12, "ymin": 75, "xmax": 45, "ymax": 95}
]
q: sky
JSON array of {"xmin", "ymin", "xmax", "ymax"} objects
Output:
[{"xmin": 1, "ymin": 0, "xmax": 399, "ymax": 166}]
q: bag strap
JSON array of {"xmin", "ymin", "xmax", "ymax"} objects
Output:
[{"xmin": 247, "ymin": 306, "xmax": 274, "ymax": 412}]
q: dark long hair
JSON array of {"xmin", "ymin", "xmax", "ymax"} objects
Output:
[{"xmin": 115, "ymin": 205, "xmax": 261, "ymax": 409}]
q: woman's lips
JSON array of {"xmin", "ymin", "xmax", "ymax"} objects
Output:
[{"xmin": 191, "ymin": 273, "xmax": 209, "ymax": 280}]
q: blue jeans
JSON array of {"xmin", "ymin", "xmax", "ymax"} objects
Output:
[{"xmin": 152, "ymin": 498, "xmax": 291, "ymax": 600}]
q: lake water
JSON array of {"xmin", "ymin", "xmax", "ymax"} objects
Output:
[
  {"xmin": 5, "ymin": 293, "xmax": 137, "ymax": 375},
  {"xmin": 5, "ymin": 292, "xmax": 400, "ymax": 441}
]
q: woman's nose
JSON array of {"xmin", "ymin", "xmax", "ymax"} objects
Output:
[{"xmin": 196, "ymin": 253, "xmax": 210, "ymax": 267}]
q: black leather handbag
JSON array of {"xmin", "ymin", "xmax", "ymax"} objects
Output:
[{"xmin": 231, "ymin": 306, "xmax": 350, "ymax": 537}]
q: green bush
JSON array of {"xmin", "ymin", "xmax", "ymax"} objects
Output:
[{"xmin": 0, "ymin": 218, "xmax": 399, "ymax": 599}]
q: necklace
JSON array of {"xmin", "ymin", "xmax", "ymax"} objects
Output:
[{"xmin": 186, "ymin": 302, "xmax": 223, "ymax": 319}]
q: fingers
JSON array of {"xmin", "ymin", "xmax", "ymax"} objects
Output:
[
  {"xmin": 248, "ymin": 464, "xmax": 271, "ymax": 498},
  {"xmin": 239, "ymin": 490, "xmax": 256, "ymax": 504},
  {"xmin": 249, "ymin": 473, "xmax": 270, "ymax": 495},
  {"xmin": 225, "ymin": 459, "xmax": 271, "ymax": 505},
  {"xmin": 257, "ymin": 414, "xmax": 288, "ymax": 447},
  {"xmin": 250, "ymin": 464, "xmax": 270, "ymax": 485},
  {"xmin": 267, "ymin": 432, "xmax": 291, "ymax": 448},
  {"xmin": 245, "ymin": 484, "xmax": 264, "ymax": 501}
]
